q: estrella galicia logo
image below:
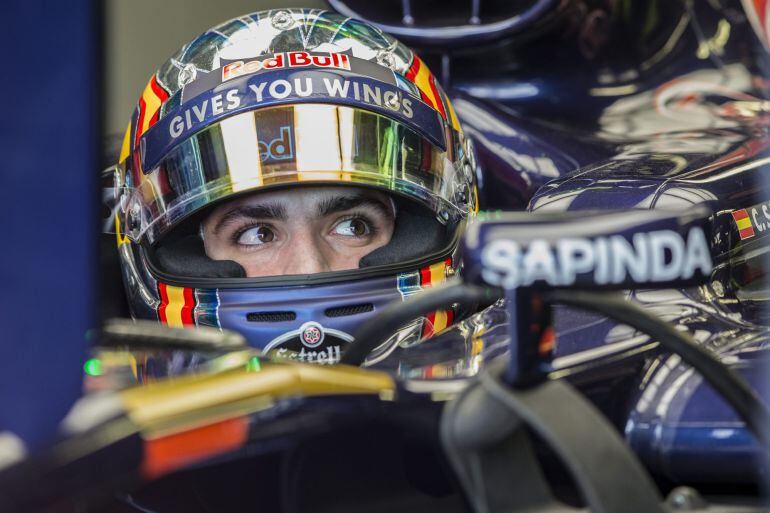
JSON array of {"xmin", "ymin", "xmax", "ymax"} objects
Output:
[
  {"xmin": 300, "ymin": 321, "xmax": 324, "ymax": 348},
  {"xmin": 265, "ymin": 322, "xmax": 353, "ymax": 365}
]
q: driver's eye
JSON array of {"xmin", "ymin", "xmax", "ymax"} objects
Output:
[
  {"xmin": 237, "ymin": 225, "xmax": 275, "ymax": 245},
  {"xmin": 334, "ymin": 218, "xmax": 371, "ymax": 237}
]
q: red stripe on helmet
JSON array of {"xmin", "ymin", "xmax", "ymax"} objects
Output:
[
  {"xmin": 405, "ymin": 56, "xmax": 433, "ymax": 106},
  {"xmin": 406, "ymin": 56, "xmax": 420, "ymax": 81},
  {"xmin": 420, "ymin": 265, "xmax": 432, "ymax": 286},
  {"xmin": 428, "ymin": 73, "xmax": 447, "ymax": 120},
  {"xmin": 148, "ymin": 76, "xmax": 169, "ymax": 127},
  {"xmin": 422, "ymin": 312, "xmax": 436, "ymax": 338},
  {"xmin": 158, "ymin": 282, "xmax": 169, "ymax": 324},
  {"xmin": 134, "ymin": 96, "xmax": 147, "ymax": 150},
  {"xmin": 181, "ymin": 286, "xmax": 196, "ymax": 326}
]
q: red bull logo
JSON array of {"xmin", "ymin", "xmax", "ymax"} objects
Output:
[{"xmin": 222, "ymin": 51, "xmax": 351, "ymax": 82}]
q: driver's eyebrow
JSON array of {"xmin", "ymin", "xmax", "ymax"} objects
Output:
[
  {"xmin": 213, "ymin": 204, "xmax": 286, "ymax": 234},
  {"xmin": 317, "ymin": 195, "xmax": 393, "ymax": 218}
]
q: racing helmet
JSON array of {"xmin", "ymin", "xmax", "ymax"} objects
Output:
[{"xmin": 115, "ymin": 8, "xmax": 478, "ymax": 364}]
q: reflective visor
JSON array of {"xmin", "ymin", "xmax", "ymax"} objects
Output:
[{"xmin": 126, "ymin": 104, "xmax": 464, "ymax": 244}]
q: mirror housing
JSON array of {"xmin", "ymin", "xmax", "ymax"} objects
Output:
[{"xmin": 462, "ymin": 208, "xmax": 714, "ymax": 291}]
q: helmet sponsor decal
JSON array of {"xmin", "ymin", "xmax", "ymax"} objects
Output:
[
  {"xmin": 299, "ymin": 322, "xmax": 325, "ymax": 348},
  {"xmin": 257, "ymin": 114, "xmax": 295, "ymax": 165},
  {"xmin": 265, "ymin": 323, "xmax": 353, "ymax": 365},
  {"xmin": 259, "ymin": 125, "xmax": 293, "ymax": 162},
  {"xmin": 142, "ymin": 68, "xmax": 445, "ymax": 170},
  {"xmin": 222, "ymin": 51, "xmax": 352, "ymax": 82},
  {"xmin": 181, "ymin": 52, "xmax": 398, "ymax": 104}
]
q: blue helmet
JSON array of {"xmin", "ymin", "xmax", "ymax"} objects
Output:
[{"xmin": 115, "ymin": 8, "xmax": 478, "ymax": 364}]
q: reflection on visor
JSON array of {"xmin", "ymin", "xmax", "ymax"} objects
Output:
[{"xmin": 126, "ymin": 104, "xmax": 463, "ymax": 243}]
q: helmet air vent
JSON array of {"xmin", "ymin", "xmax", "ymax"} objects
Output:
[
  {"xmin": 246, "ymin": 311, "xmax": 297, "ymax": 322},
  {"xmin": 324, "ymin": 303, "xmax": 375, "ymax": 317}
]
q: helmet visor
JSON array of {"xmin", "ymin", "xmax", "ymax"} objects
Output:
[{"xmin": 125, "ymin": 104, "xmax": 466, "ymax": 244}]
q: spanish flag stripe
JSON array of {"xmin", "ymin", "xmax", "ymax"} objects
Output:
[
  {"xmin": 413, "ymin": 62, "xmax": 435, "ymax": 110},
  {"xmin": 447, "ymin": 98, "xmax": 462, "ymax": 133},
  {"xmin": 163, "ymin": 285, "xmax": 188, "ymax": 328},
  {"xmin": 149, "ymin": 77, "xmax": 170, "ymax": 126},
  {"xmin": 736, "ymin": 217, "xmax": 752, "ymax": 231},
  {"xmin": 423, "ymin": 312, "xmax": 436, "ymax": 338},
  {"xmin": 181, "ymin": 286, "xmax": 196, "ymax": 325},
  {"xmin": 427, "ymin": 73, "xmax": 447, "ymax": 120},
  {"xmin": 130, "ymin": 108, "xmax": 143, "ymax": 176},
  {"xmin": 158, "ymin": 283, "xmax": 169, "ymax": 324},
  {"xmin": 732, "ymin": 209, "xmax": 755, "ymax": 239},
  {"xmin": 405, "ymin": 56, "xmax": 448, "ymax": 118},
  {"xmin": 134, "ymin": 96, "xmax": 147, "ymax": 150},
  {"xmin": 405, "ymin": 56, "xmax": 420, "ymax": 81},
  {"xmin": 431, "ymin": 260, "xmax": 447, "ymax": 284},
  {"xmin": 139, "ymin": 79, "xmax": 162, "ymax": 137},
  {"xmin": 415, "ymin": 59, "xmax": 446, "ymax": 120},
  {"xmin": 149, "ymin": 76, "xmax": 169, "ymax": 100},
  {"xmin": 420, "ymin": 265, "xmax": 432, "ymax": 287},
  {"xmin": 135, "ymin": 76, "xmax": 167, "ymax": 146},
  {"xmin": 732, "ymin": 209, "xmax": 749, "ymax": 220},
  {"xmin": 416, "ymin": 258, "xmax": 454, "ymax": 336},
  {"xmin": 418, "ymin": 261, "xmax": 433, "ymax": 337},
  {"xmin": 405, "ymin": 56, "xmax": 420, "ymax": 82},
  {"xmin": 433, "ymin": 309, "xmax": 448, "ymax": 333}
]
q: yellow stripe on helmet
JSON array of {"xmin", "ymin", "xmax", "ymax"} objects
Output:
[{"xmin": 164, "ymin": 285, "xmax": 188, "ymax": 328}]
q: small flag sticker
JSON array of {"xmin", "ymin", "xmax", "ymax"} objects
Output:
[{"xmin": 732, "ymin": 209, "xmax": 755, "ymax": 240}]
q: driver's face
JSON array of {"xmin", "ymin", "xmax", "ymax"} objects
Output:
[{"xmin": 201, "ymin": 187, "xmax": 395, "ymax": 277}]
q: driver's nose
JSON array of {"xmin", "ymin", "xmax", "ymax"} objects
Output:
[{"xmin": 278, "ymin": 236, "xmax": 332, "ymax": 275}]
